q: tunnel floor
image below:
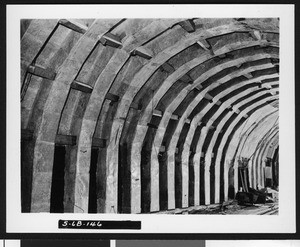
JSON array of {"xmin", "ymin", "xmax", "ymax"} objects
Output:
[{"xmin": 154, "ymin": 201, "xmax": 278, "ymax": 215}]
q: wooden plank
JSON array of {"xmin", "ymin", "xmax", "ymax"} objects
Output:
[
  {"xmin": 27, "ymin": 65, "xmax": 56, "ymax": 80},
  {"xmin": 92, "ymin": 138, "xmax": 106, "ymax": 148},
  {"xmin": 159, "ymin": 146, "xmax": 166, "ymax": 153},
  {"xmin": 249, "ymin": 30, "xmax": 261, "ymax": 40},
  {"xmin": 204, "ymin": 93, "xmax": 213, "ymax": 101},
  {"xmin": 235, "ymin": 108, "xmax": 241, "ymax": 114},
  {"xmin": 170, "ymin": 114, "xmax": 179, "ymax": 120},
  {"xmin": 196, "ymin": 39, "xmax": 211, "ymax": 51},
  {"xmin": 105, "ymin": 92, "xmax": 119, "ymax": 102},
  {"xmin": 153, "ymin": 109, "xmax": 163, "ymax": 117},
  {"xmin": 55, "ymin": 134, "xmax": 77, "ymax": 146},
  {"xmin": 130, "ymin": 102, "xmax": 142, "ymax": 110},
  {"xmin": 131, "ymin": 46, "xmax": 153, "ymax": 60},
  {"xmin": 194, "ymin": 84, "xmax": 203, "ymax": 91},
  {"xmin": 218, "ymin": 54, "xmax": 227, "ymax": 59},
  {"xmin": 179, "ymin": 19, "xmax": 196, "ymax": 33},
  {"xmin": 179, "ymin": 74, "xmax": 193, "ymax": 84},
  {"xmin": 215, "ymin": 100, "xmax": 222, "ymax": 106},
  {"xmin": 99, "ymin": 32, "xmax": 122, "ymax": 48},
  {"xmin": 244, "ymin": 73, "xmax": 253, "ymax": 79},
  {"xmin": 71, "ymin": 80, "xmax": 93, "ymax": 93},
  {"xmin": 59, "ymin": 19, "xmax": 88, "ymax": 34},
  {"xmin": 160, "ymin": 62, "xmax": 175, "ymax": 73},
  {"xmin": 21, "ymin": 129, "xmax": 34, "ymax": 141}
]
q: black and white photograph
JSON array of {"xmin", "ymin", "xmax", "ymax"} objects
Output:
[{"xmin": 6, "ymin": 4, "xmax": 295, "ymax": 234}]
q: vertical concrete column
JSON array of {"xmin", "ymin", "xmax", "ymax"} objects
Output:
[
  {"xmin": 64, "ymin": 146, "xmax": 77, "ymax": 212},
  {"xmin": 223, "ymin": 160, "xmax": 230, "ymax": 201},
  {"xmin": 194, "ymin": 160, "xmax": 200, "ymax": 205},
  {"xmin": 131, "ymin": 132, "xmax": 143, "ymax": 213},
  {"xmin": 151, "ymin": 145, "xmax": 160, "ymax": 212},
  {"xmin": 234, "ymin": 160, "xmax": 239, "ymax": 194},
  {"xmin": 182, "ymin": 162, "xmax": 189, "ymax": 208},
  {"xmin": 248, "ymin": 159, "xmax": 253, "ymax": 188},
  {"xmin": 31, "ymin": 141, "xmax": 55, "ymax": 212},
  {"xmin": 21, "ymin": 139, "xmax": 35, "ymax": 212},
  {"xmin": 167, "ymin": 151, "xmax": 176, "ymax": 209},
  {"xmin": 214, "ymin": 159, "xmax": 221, "ymax": 204},
  {"xmin": 204, "ymin": 161, "xmax": 210, "ymax": 205}
]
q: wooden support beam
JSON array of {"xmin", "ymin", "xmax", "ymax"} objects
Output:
[
  {"xmin": 170, "ymin": 114, "xmax": 179, "ymax": 120},
  {"xmin": 196, "ymin": 39, "xmax": 211, "ymax": 51},
  {"xmin": 130, "ymin": 102, "xmax": 142, "ymax": 110},
  {"xmin": 131, "ymin": 47, "xmax": 153, "ymax": 60},
  {"xmin": 194, "ymin": 84, "xmax": 203, "ymax": 91},
  {"xmin": 218, "ymin": 54, "xmax": 227, "ymax": 59},
  {"xmin": 160, "ymin": 62, "xmax": 175, "ymax": 73},
  {"xmin": 92, "ymin": 138, "xmax": 106, "ymax": 148},
  {"xmin": 236, "ymin": 63, "xmax": 243, "ymax": 69},
  {"xmin": 21, "ymin": 129, "xmax": 34, "ymax": 141},
  {"xmin": 270, "ymin": 58, "xmax": 279, "ymax": 65},
  {"xmin": 234, "ymin": 108, "xmax": 241, "ymax": 114},
  {"xmin": 204, "ymin": 93, "xmax": 213, "ymax": 101},
  {"xmin": 58, "ymin": 19, "xmax": 88, "ymax": 34},
  {"xmin": 179, "ymin": 74, "xmax": 193, "ymax": 84},
  {"xmin": 27, "ymin": 65, "xmax": 56, "ymax": 80},
  {"xmin": 55, "ymin": 134, "xmax": 77, "ymax": 146},
  {"xmin": 214, "ymin": 99, "xmax": 222, "ymax": 106},
  {"xmin": 153, "ymin": 109, "xmax": 163, "ymax": 117},
  {"xmin": 159, "ymin": 146, "xmax": 166, "ymax": 153},
  {"xmin": 244, "ymin": 73, "xmax": 253, "ymax": 79},
  {"xmin": 179, "ymin": 19, "xmax": 196, "ymax": 33},
  {"xmin": 198, "ymin": 121, "xmax": 206, "ymax": 127},
  {"xmin": 105, "ymin": 92, "xmax": 119, "ymax": 102},
  {"xmin": 71, "ymin": 80, "xmax": 93, "ymax": 93},
  {"xmin": 263, "ymin": 83, "xmax": 272, "ymax": 89},
  {"xmin": 99, "ymin": 32, "xmax": 122, "ymax": 48},
  {"xmin": 185, "ymin": 118, "xmax": 191, "ymax": 124},
  {"xmin": 249, "ymin": 30, "xmax": 262, "ymax": 40}
]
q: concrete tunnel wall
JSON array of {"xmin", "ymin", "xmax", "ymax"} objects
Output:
[{"xmin": 20, "ymin": 18, "xmax": 279, "ymax": 213}]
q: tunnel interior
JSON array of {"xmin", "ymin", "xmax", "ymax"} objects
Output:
[{"xmin": 20, "ymin": 18, "xmax": 279, "ymax": 214}]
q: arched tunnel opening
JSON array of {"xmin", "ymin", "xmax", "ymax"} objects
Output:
[{"xmin": 20, "ymin": 18, "xmax": 279, "ymax": 215}]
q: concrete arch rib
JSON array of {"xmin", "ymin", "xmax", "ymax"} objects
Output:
[
  {"xmin": 108, "ymin": 23, "xmax": 276, "ymax": 213},
  {"xmin": 21, "ymin": 19, "xmax": 59, "ymax": 89},
  {"xmin": 30, "ymin": 19, "xmax": 122, "ymax": 212}
]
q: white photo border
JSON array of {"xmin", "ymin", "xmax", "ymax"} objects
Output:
[{"xmin": 7, "ymin": 4, "xmax": 296, "ymax": 234}]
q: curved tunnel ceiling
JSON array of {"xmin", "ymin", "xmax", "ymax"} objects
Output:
[{"xmin": 20, "ymin": 18, "xmax": 279, "ymax": 213}]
